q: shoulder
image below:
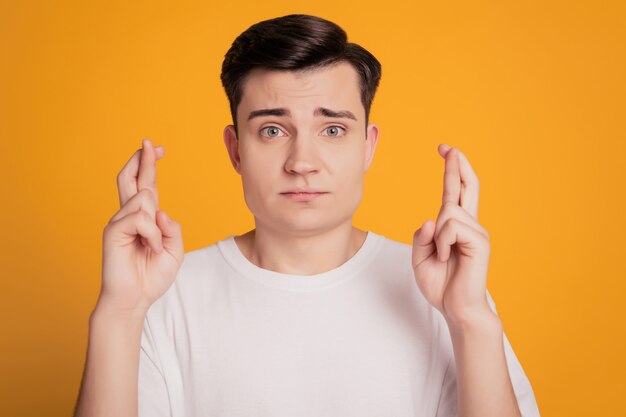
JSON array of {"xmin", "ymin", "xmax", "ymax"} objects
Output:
[
  {"xmin": 146, "ymin": 236, "xmax": 232, "ymax": 316},
  {"xmin": 178, "ymin": 241, "xmax": 221, "ymax": 278},
  {"xmin": 368, "ymin": 232, "xmax": 414, "ymax": 276},
  {"xmin": 177, "ymin": 234, "xmax": 240, "ymax": 284},
  {"xmin": 369, "ymin": 232, "xmax": 446, "ymax": 317},
  {"xmin": 375, "ymin": 233, "xmax": 413, "ymax": 260}
]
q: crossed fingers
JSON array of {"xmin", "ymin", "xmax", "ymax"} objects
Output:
[
  {"xmin": 433, "ymin": 144, "xmax": 487, "ymax": 259},
  {"xmin": 116, "ymin": 139, "xmax": 164, "ymax": 208},
  {"xmin": 438, "ymin": 143, "xmax": 480, "ymax": 220},
  {"xmin": 110, "ymin": 139, "xmax": 164, "ymax": 225}
]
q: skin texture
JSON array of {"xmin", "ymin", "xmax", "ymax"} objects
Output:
[
  {"xmin": 102, "ymin": 141, "xmax": 185, "ymax": 313},
  {"xmin": 223, "ymin": 61, "xmax": 379, "ymax": 275},
  {"xmin": 74, "ymin": 139, "xmax": 185, "ymax": 417},
  {"xmin": 412, "ymin": 145, "xmax": 521, "ymax": 416},
  {"xmin": 413, "ymin": 144, "xmax": 492, "ymax": 326}
]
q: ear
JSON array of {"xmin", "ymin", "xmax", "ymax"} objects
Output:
[
  {"xmin": 364, "ymin": 123, "xmax": 380, "ymax": 172},
  {"xmin": 223, "ymin": 125, "xmax": 241, "ymax": 175}
]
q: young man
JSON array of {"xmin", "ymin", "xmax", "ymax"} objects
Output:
[{"xmin": 74, "ymin": 14, "xmax": 540, "ymax": 417}]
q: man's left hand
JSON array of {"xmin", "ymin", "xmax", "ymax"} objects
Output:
[{"xmin": 411, "ymin": 144, "xmax": 496, "ymax": 327}]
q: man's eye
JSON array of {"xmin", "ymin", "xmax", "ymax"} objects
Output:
[
  {"xmin": 322, "ymin": 126, "xmax": 346, "ymax": 137},
  {"xmin": 260, "ymin": 126, "xmax": 285, "ymax": 138}
]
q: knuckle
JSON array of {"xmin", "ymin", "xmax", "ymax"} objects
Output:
[
  {"xmin": 165, "ymin": 214, "xmax": 180, "ymax": 229},
  {"xmin": 133, "ymin": 189, "xmax": 156, "ymax": 209},
  {"xmin": 129, "ymin": 209, "xmax": 150, "ymax": 226},
  {"xmin": 138, "ymin": 209, "xmax": 153, "ymax": 222},
  {"xmin": 138, "ymin": 187, "xmax": 154, "ymax": 201},
  {"xmin": 444, "ymin": 217, "xmax": 457, "ymax": 229},
  {"xmin": 139, "ymin": 188, "xmax": 158, "ymax": 204},
  {"xmin": 442, "ymin": 201, "xmax": 456, "ymax": 211},
  {"xmin": 116, "ymin": 169, "xmax": 128, "ymax": 185},
  {"xmin": 103, "ymin": 220, "xmax": 117, "ymax": 236}
]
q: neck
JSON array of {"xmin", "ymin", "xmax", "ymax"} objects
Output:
[{"xmin": 234, "ymin": 221, "xmax": 368, "ymax": 276}]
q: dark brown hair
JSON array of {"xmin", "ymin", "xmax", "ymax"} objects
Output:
[{"xmin": 220, "ymin": 14, "xmax": 382, "ymax": 137}]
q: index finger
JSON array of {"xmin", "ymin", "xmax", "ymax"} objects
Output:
[{"xmin": 116, "ymin": 140, "xmax": 164, "ymax": 207}]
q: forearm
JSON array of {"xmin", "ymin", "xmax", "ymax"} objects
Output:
[
  {"xmin": 446, "ymin": 311, "xmax": 522, "ymax": 417},
  {"xmin": 74, "ymin": 305, "xmax": 147, "ymax": 417}
]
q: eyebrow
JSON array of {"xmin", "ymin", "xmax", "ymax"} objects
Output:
[{"xmin": 247, "ymin": 107, "xmax": 357, "ymax": 121}]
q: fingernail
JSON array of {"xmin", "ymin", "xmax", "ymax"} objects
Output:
[{"xmin": 142, "ymin": 138, "xmax": 152, "ymax": 148}]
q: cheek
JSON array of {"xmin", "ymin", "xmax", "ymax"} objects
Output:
[
  {"xmin": 331, "ymin": 148, "xmax": 365, "ymax": 188},
  {"xmin": 239, "ymin": 146, "xmax": 277, "ymax": 192}
]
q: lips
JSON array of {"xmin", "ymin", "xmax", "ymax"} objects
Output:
[
  {"xmin": 280, "ymin": 188, "xmax": 328, "ymax": 202},
  {"xmin": 280, "ymin": 188, "xmax": 326, "ymax": 194}
]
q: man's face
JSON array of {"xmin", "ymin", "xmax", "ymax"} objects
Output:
[{"xmin": 223, "ymin": 61, "xmax": 379, "ymax": 236}]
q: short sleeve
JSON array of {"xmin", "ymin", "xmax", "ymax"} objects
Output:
[
  {"xmin": 138, "ymin": 317, "xmax": 172, "ymax": 417},
  {"xmin": 435, "ymin": 357, "xmax": 458, "ymax": 417},
  {"xmin": 435, "ymin": 289, "xmax": 541, "ymax": 417}
]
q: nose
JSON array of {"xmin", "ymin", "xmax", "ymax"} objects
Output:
[{"xmin": 283, "ymin": 134, "xmax": 320, "ymax": 176}]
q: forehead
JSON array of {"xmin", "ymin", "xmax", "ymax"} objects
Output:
[{"xmin": 238, "ymin": 61, "xmax": 363, "ymax": 119}]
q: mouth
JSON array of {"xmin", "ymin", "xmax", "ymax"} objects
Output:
[{"xmin": 280, "ymin": 191, "xmax": 328, "ymax": 201}]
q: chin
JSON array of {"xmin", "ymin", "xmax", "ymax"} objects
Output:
[{"xmin": 264, "ymin": 211, "xmax": 342, "ymax": 236}]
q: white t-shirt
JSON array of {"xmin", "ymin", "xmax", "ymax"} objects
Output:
[{"xmin": 139, "ymin": 230, "xmax": 540, "ymax": 417}]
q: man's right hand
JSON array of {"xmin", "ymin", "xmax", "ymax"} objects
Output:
[{"xmin": 98, "ymin": 138, "xmax": 184, "ymax": 316}]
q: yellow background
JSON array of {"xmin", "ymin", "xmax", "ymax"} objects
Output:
[{"xmin": 1, "ymin": 0, "xmax": 624, "ymax": 415}]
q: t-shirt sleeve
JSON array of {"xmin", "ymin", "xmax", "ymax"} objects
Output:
[
  {"xmin": 435, "ymin": 356, "xmax": 458, "ymax": 417},
  {"xmin": 435, "ymin": 290, "xmax": 541, "ymax": 417},
  {"xmin": 138, "ymin": 317, "xmax": 172, "ymax": 417}
]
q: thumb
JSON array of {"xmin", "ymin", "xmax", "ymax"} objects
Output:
[
  {"xmin": 412, "ymin": 220, "xmax": 436, "ymax": 267},
  {"xmin": 156, "ymin": 210, "xmax": 184, "ymax": 259}
]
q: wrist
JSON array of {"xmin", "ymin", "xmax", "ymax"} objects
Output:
[
  {"xmin": 90, "ymin": 299, "xmax": 148, "ymax": 327},
  {"xmin": 444, "ymin": 307, "xmax": 502, "ymax": 336}
]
